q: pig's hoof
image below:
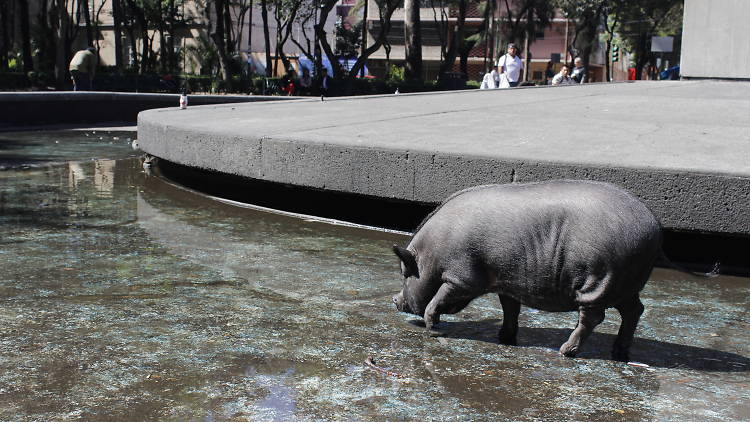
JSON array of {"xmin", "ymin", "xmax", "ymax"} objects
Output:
[
  {"xmin": 559, "ymin": 342, "xmax": 579, "ymax": 357},
  {"xmin": 611, "ymin": 347, "xmax": 630, "ymax": 362},
  {"xmin": 498, "ymin": 331, "xmax": 517, "ymax": 346},
  {"xmin": 424, "ymin": 314, "xmax": 440, "ymax": 331}
]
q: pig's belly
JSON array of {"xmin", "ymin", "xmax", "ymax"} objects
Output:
[{"xmin": 494, "ymin": 283, "xmax": 579, "ymax": 312}]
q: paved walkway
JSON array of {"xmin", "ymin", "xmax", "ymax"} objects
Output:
[{"xmin": 137, "ymin": 80, "xmax": 750, "ymax": 235}]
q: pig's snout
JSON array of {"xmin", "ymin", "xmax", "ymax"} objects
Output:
[{"xmin": 392, "ymin": 291, "xmax": 407, "ymax": 312}]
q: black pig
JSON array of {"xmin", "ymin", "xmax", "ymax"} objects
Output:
[{"xmin": 393, "ymin": 180, "xmax": 665, "ymax": 361}]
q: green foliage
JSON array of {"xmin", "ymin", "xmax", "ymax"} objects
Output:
[
  {"xmin": 335, "ymin": 20, "xmax": 363, "ymax": 58},
  {"xmin": 7, "ymin": 57, "xmax": 21, "ymax": 72},
  {"xmin": 499, "ymin": 0, "xmax": 555, "ymax": 50},
  {"xmin": 386, "ymin": 64, "xmax": 405, "ymax": 84},
  {"xmin": 184, "ymin": 33, "xmax": 219, "ymax": 77}
]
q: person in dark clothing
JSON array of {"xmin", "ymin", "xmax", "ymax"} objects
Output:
[
  {"xmin": 571, "ymin": 57, "xmax": 587, "ymax": 84},
  {"xmin": 319, "ymin": 68, "xmax": 332, "ymax": 97}
]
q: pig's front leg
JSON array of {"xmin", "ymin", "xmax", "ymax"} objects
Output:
[{"xmin": 423, "ymin": 280, "xmax": 472, "ymax": 330}]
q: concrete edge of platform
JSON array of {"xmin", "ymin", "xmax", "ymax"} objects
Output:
[{"xmin": 137, "ymin": 113, "xmax": 750, "ymax": 236}]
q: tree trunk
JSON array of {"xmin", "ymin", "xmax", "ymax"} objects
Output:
[
  {"xmin": 209, "ymin": 0, "xmax": 230, "ymax": 81},
  {"xmin": 523, "ymin": 37, "xmax": 530, "ymax": 81},
  {"xmin": 167, "ymin": 0, "xmax": 176, "ymax": 73},
  {"xmin": 125, "ymin": 26, "xmax": 139, "ymax": 69},
  {"xmin": 248, "ymin": 2, "xmax": 253, "ymax": 52},
  {"xmin": 81, "ymin": 0, "xmax": 93, "ymax": 46},
  {"xmin": 523, "ymin": 6, "xmax": 532, "ymax": 82},
  {"xmin": 439, "ymin": 0, "xmax": 465, "ymax": 74},
  {"xmin": 0, "ymin": 0, "xmax": 10, "ymax": 71},
  {"xmin": 359, "ymin": 0, "xmax": 368, "ymax": 77},
  {"xmin": 140, "ymin": 25, "xmax": 150, "ymax": 73},
  {"xmin": 55, "ymin": 0, "xmax": 69, "ymax": 88},
  {"xmin": 260, "ymin": 0, "xmax": 272, "ymax": 76},
  {"xmin": 634, "ymin": 34, "xmax": 649, "ymax": 80},
  {"xmin": 158, "ymin": 27, "xmax": 167, "ymax": 74},
  {"xmin": 237, "ymin": 4, "xmax": 251, "ymax": 54},
  {"xmin": 604, "ymin": 39, "xmax": 611, "ymax": 82},
  {"xmin": 403, "ymin": 0, "xmax": 422, "ymax": 80},
  {"xmin": 112, "ymin": 0, "xmax": 123, "ymax": 69},
  {"xmin": 224, "ymin": 0, "xmax": 234, "ymax": 55},
  {"xmin": 17, "ymin": 0, "xmax": 33, "ymax": 72},
  {"xmin": 316, "ymin": 0, "xmax": 344, "ymax": 79}
]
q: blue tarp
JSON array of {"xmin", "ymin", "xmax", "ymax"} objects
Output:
[
  {"xmin": 660, "ymin": 65, "xmax": 680, "ymax": 80},
  {"xmin": 298, "ymin": 54, "xmax": 369, "ymax": 76}
]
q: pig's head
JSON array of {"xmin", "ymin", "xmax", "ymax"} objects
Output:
[{"xmin": 392, "ymin": 245, "xmax": 441, "ymax": 318}]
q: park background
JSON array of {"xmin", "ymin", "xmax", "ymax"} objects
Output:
[{"xmin": 0, "ymin": 0, "xmax": 686, "ymax": 95}]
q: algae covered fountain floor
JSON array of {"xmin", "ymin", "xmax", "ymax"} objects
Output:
[{"xmin": 0, "ymin": 130, "xmax": 749, "ymax": 421}]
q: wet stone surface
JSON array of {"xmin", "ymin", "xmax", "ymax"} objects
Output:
[{"xmin": 0, "ymin": 130, "xmax": 749, "ymax": 421}]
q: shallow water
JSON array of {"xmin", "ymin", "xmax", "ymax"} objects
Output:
[{"xmin": 1, "ymin": 130, "xmax": 749, "ymax": 421}]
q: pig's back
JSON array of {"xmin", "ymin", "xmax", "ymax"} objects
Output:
[{"xmin": 413, "ymin": 181, "xmax": 662, "ymax": 310}]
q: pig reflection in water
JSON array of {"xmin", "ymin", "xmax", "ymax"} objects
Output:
[{"xmin": 393, "ymin": 180, "xmax": 666, "ymax": 362}]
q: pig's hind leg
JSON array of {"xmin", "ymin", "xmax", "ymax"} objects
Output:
[
  {"xmin": 559, "ymin": 306, "xmax": 605, "ymax": 357},
  {"xmin": 498, "ymin": 295, "xmax": 521, "ymax": 345},
  {"xmin": 611, "ymin": 294, "xmax": 645, "ymax": 362}
]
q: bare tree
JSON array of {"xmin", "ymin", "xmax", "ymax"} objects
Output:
[
  {"xmin": 271, "ymin": 0, "xmax": 302, "ymax": 75},
  {"xmin": 348, "ymin": 0, "xmax": 400, "ymax": 77}
]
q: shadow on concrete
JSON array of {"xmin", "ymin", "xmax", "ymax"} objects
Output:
[{"xmin": 413, "ymin": 319, "xmax": 750, "ymax": 372}]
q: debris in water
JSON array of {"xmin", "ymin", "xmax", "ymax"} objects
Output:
[
  {"xmin": 365, "ymin": 356, "xmax": 402, "ymax": 378},
  {"xmin": 627, "ymin": 362, "xmax": 652, "ymax": 369}
]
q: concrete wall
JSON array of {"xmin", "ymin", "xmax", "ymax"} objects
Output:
[
  {"xmin": 136, "ymin": 81, "xmax": 750, "ymax": 237},
  {"xmin": 681, "ymin": 0, "xmax": 750, "ymax": 79},
  {"xmin": 0, "ymin": 92, "xmax": 297, "ymax": 129}
]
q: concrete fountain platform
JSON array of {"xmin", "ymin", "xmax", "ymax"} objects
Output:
[{"xmin": 137, "ymin": 80, "xmax": 750, "ymax": 236}]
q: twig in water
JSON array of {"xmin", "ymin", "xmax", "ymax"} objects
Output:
[{"xmin": 365, "ymin": 356, "xmax": 402, "ymax": 378}]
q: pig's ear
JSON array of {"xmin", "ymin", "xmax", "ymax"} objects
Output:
[{"xmin": 392, "ymin": 245, "xmax": 419, "ymax": 278}]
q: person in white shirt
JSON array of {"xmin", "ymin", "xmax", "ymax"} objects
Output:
[
  {"xmin": 497, "ymin": 43, "xmax": 524, "ymax": 87},
  {"xmin": 480, "ymin": 66, "xmax": 500, "ymax": 89},
  {"xmin": 551, "ymin": 65, "xmax": 575, "ymax": 85}
]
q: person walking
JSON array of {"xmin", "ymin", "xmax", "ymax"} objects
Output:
[
  {"xmin": 497, "ymin": 43, "xmax": 523, "ymax": 88},
  {"xmin": 319, "ymin": 68, "xmax": 332, "ymax": 97},
  {"xmin": 69, "ymin": 47, "xmax": 98, "ymax": 91}
]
